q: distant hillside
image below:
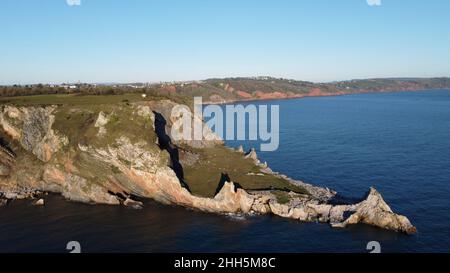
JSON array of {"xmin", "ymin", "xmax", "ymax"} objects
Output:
[{"xmin": 1, "ymin": 77, "xmax": 450, "ymax": 103}]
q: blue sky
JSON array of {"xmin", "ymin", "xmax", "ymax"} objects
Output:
[{"xmin": 1, "ymin": 0, "xmax": 450, "ymax": 85}]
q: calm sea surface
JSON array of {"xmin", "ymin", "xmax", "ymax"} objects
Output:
[{"xmin": 1, "ymin": 90, "xmax": 449, "ymax": 252}]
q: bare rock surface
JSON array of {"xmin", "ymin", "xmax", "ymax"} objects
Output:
[
  {"xmin": 0, "ymin": 106, "xmax": 68, "ymax": 162},
  {"xmin": 34, "ymin": 198, "xmax": 44, "ymax": 206},
  {"xmin": 340, "ymin": 188, "xmax": 417, "ymax": 234},
  {"xmin": 124, "ymin": 198, "xmax": 144, "ymax": 209},
  {"xmin": 245, "ymin": 148, "xmax": 259, "ymax": 162},
  {"xmin": 94, "ymin": 111, "xmax": 109, "ymax": 136}
]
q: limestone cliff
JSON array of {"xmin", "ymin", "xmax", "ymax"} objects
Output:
[{"xmin": 0, "ymin": 101, "xmax": 416, "ymax": 234}]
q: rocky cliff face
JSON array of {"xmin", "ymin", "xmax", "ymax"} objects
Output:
[
  {"xmin": 0, "ymin": 101, "xmax": 416, "ymax": 234},
  {"xmin": 0, "ymin": 144, "xmax": 14, "ymax": 177},
  {"xmin": 0, "ymin": 106, "xmax": 68, "ymax": 162}
]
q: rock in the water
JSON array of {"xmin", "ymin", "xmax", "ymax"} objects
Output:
[
  {"xmin": 0, "ymin": 198, "xmax": 7, "ymax": 207},
  {"xmin": 124, "ymin": 198, "xmax": 144, "ymax": 209},
  {"xmin": 341, "ymin": 188, "xmax": 417, "ymax": 234},
  {"xmin": 34, "ymin": 198, "xmax": 44, "ymax": 206}
]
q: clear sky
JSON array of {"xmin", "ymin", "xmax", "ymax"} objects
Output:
[{"xmin": 1, "ymin": 0, "xmax": 450, "ymax": 85}]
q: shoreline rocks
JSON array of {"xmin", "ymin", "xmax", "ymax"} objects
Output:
[
  {"xmin": 34, "ymin": 198, "xmax": 44, "ymax": 206},
  {"xmin": 123, "ymin": 198, "xmax": 144, "ymax": 209},
  {"xmin": 338, "ymin": 188, "xmax": 417, "ymax": 234},
  {"xmin": 254, "ymin": 187, "xmax": 416, "ymax": 234}
]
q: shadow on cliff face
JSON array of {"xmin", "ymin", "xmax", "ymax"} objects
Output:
[
  {"xmin": 153, "ymin": 111, "xmax": 191, "ymax": 192},
  {"xmin": 214, "ymin": 173, "xmax": 243, "ymax": 197},
  {"xmin": 0, "ymin": 135, "xmax": 15, "ymax": 157},
  {"xmin": 214, "ymin": 173, "xmax": 230, "ymax": 196}
]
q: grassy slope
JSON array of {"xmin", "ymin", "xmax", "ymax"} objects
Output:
[
  {"xmin": 182, "ymin": 145, "xmax": 307, "ymax": 198},
  {"xmin": 0, "ymin": 93, "xmax": 159, "ymax": 106}
]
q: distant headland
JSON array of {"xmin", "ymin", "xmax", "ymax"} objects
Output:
[{"xmin": 1, "ymin": 77, "xmax": 450, "ymax": 105}]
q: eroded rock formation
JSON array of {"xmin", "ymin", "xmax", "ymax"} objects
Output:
[
  {"xmin": 0, "ymin": 106, "xmax": 68, "ymax": 162},
  {"xmin": 255, "ymin": 187, "xmax": 416, "ymax": 234}
]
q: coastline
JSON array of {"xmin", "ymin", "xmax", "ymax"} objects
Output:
[
  {"xmin": 0, "ymin": 99, "xmax": 417, "ymax": 234},
  {"xmin": 204, "ymin": 87, "xmax": 450, "ymax": 105}
]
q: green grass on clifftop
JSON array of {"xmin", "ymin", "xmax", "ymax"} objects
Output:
[
  {"xmin": 182, "ymin": 146, "xmax": 308, "ymax": 198},
  {"xmin": 0, "ymin": 92, "xmax": 193, "ymax": 107},
  {"xmin": 0, "ymin": 93, "xmax": 155, "ymax": 106}
]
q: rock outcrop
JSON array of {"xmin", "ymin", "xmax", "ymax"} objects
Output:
[
  {"xmin": 245, "ymin": 148, "xmax": 259, "ymax": 161},
  {"xmin": 144, "ymin": 100, "xmax": 223, "ymax": 149},
  {"xmin": 42, "ymin": 166, "xmax": 121, "ymax": 205},
  {"xmin": 253, "ymin": 187, "xmax": 416, "ymax": 234},
  {"xmin": 0, "ymin": 106, "xmax": 68, "ymax": 162},
  {"xmin": 34, "ymin": 198, "xmax": 44, "ymax": 206},
  {"xmin": 94, "ymin": 111, "xmax": 109, "ymax": 136},
  {"xmin": 0, "ymin": 102, "xmax": 416, "ymax": 234},
  {"xmin": 338, "ymin": 188, "xmax": 417, "ymax": 234}
]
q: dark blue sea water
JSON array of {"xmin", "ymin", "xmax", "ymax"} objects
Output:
[
  {"xmin": 1, "ymin": 90, "xmax": 449, "ymax": 253},
  {"xmin": 225, "ymin": 90, "xmax": 450, "ymax": 253}
]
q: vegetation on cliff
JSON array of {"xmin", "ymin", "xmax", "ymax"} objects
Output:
[{"xmin": 1, "ymin": 77, "xmax": 450, "ymax": 105}]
